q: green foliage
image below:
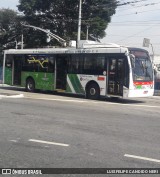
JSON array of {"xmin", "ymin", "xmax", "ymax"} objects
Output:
[
  {"xmin": 0, "ymin": 9, "xmax": 23, "ymax": 48},
  {"xmin": 0, "ymin": 9, "xmax": 23, "ymax": 64},
  {"xmin": 18, "ymin": 0, "xmax": 117, "ymax": 47}
]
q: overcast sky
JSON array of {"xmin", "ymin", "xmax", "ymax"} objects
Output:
[{"xmin": 0, "ymin": 0, "xmax": 160, "ymax": 55}]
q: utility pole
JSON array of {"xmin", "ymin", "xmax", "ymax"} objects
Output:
[{"xmin": 77, "ymin": 0, "xmax": 82, "ymax": 48}]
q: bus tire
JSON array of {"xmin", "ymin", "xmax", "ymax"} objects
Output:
[
  {"xmin": 86, "ymin": 83, "xmax": 100, "ymax": 100},
  {"xmin": 26, "ymin": 78, "xmax": 35, "ymax": 92}
]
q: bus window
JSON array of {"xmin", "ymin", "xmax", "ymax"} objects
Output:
[
  {"xmin": 46, "ymin": 56, "xmax": 55, "ymax": 73},
  {"xmin": 68, "ymin": 54, "xmax": 83, "ymax": 74},
  {"xmin": 83, "ymin": 54, "xmax": 105, "ymax": 75}
]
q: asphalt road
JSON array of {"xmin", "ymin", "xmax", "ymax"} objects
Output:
[{"xmin": 0, "ymin": 88, "xmax": 160, "ymax": 177}]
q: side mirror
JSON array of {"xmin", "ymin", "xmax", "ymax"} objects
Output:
[{"xmin": 130, "ymin": 54, "xmax": 135, "ymax": 68}]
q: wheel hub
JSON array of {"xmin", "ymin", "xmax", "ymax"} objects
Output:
[{"xmin": 90, "ymin": 88, "xmax": 96, "ymax": 95}]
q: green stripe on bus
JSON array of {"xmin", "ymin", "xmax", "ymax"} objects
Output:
[
  {"xmin": 68, "ymin": 74, "xmax": 85, "ymax": 94},
  {"xmin": 66, "ymin": 82, "xmax": 72, "ymax": 93}
]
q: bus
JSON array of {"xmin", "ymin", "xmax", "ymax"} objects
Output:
[{"xmin": 2, "ymin": 40, "xmax": 154, "ymax": 99}]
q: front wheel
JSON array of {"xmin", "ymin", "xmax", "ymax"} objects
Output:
[
  {"xmin": 26, "ymin": 78, "xmax": 35, "ymax": 92},
  {"xmin": 86, "ymin": 83, "xmax": 100, "ymax": 100}
]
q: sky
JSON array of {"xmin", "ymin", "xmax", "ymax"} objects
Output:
[
  {"xmin": 101, "ymin": 0, "xmax": 160, "ymax": 56},
  {"xmin": 0, "ymin": 0, "xmax": 160, "ymax": 55}
]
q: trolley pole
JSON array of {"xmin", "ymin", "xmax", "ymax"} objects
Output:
[
  {"xmin": 77, "ymin": 0, "xmax": 82, "ymax": 48},
  {"xmin": 21, "ymin": 34, "xmax": 24, "ymax": 49}
]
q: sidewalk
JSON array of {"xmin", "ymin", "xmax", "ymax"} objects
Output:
[{"xmin": 0, "ymin": 84, "xmax": 24, "ymax": 98}]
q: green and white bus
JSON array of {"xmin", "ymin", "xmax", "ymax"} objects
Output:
[{"xmin": 3, "ymin": 40, "xmax": 154, "ymax": 99}]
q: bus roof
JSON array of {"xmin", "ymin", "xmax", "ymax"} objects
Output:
[{"xmin": 4, "ymin": 40, "xmax": 129, "ymax": 55}]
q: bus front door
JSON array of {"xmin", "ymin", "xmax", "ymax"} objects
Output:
[
  {"xmin": 13, "ymin": 57, "xmax": 22, "ymax": 85},
  {"xmin": 108, "ymin": 58, "xmax": 124, "ymax": 96},
  {"xmin": 55, "ymin": 56, "xmax": 67, "ymax": 90}
]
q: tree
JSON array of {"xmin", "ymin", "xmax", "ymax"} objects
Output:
[
  {"xmin": 18, "ymin": 0, "xmax": 118, "ymax": 47},
  {"xmin": 0, "ymin": 9, "xmax": 22, "ymax": 64}
]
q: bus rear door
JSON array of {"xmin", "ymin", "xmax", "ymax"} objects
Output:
[
  {"xmin": 55, "ymin": 55, "xmax": 68, "ymax": 91},
  {"xmin": 13, "ymin": 56, "xmax": 22, "ymax": 85},
  {"xmin": 107, "ymin": 57, "xmax": 125, "ymax": 96}
]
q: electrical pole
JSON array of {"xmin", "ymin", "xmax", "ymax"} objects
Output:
[
  {"xmin": 86, "ymin": 25, "xmax": 89, "ymax": 40},
  {"xmin": 77, "ymin": 0, "xmax": 82, "ymax": 48}
]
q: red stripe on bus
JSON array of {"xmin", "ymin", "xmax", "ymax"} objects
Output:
[
  {"xmin": 134, "ymin": 81, "xmax": 153, "ymax": 85},
  {"xmin": 98, "ymin": 77, "xmax": 105, "ymax": 81}
]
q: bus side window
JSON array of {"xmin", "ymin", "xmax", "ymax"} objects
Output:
[
  {"xmin": 68, "ymin": 54, "xmax": 83, "ymax": 74},
  {"xmin": 95, "ymin": 55, "xmax": 105, "ymax": 75},
  {"xmin": 110, "ymin": 59, "xmax": 116, "ymax": 71},
  {"xmin": 47, "ymin": 57, "xmax": 55, "ymax": 73}
]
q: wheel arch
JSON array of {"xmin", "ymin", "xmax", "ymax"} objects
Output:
[{"xmin": 26, "ymin": 76, "xmax": 35, "ymax": 84}]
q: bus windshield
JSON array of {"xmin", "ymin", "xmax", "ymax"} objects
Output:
[{"xmin": 129, "ymin": 49, "xmax": 153, "ymax": 81}]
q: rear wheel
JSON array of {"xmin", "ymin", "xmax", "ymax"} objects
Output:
[
  {"xmin": 26, "ymin": 78, "xmax": 35, "ymax": 92},
  {"xmin": 86, "ymin": 83, "xmax": 100, "ymax": 100}
]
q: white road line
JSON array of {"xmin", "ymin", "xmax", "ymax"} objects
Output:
[
  {"xmin": 28, "ymin": 139, "xmax": 69, "ymax": 147},
  {"xmin": 124, "ymin": 154, "xmax": 160, "ymax": 163},
  {"xmin": 9, "ymin": 140, "xmax": 18, "ymax": 143},
  {"xmin": 7, "ymin": 94, "xmax": 24, "ymax": 98},
  {"xmin": 0, "ymin": 94, "xmax": 24, "ymax": 98},
  {"xmin": 27, "ymin": 97, "xmax": 88, "ymax": 103}
]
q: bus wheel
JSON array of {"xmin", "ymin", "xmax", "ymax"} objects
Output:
[
  {"xmin": 86, "ymin": 83, "xmax": 100, "ymax": 100},
  {"xmin": 26, "ymin": 78, "xmax": 35, "ymax": 92}
]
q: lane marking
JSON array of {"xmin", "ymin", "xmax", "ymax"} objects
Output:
[
  {"xmin": 0, "ymin": 94, "xmax": 24, "ymax": 98},
  {"xmin": 28, "ymin": 139, "xmax": 69, "ymax": 147},
  {"xmin": 9, "ymin": 140, "xmax": 18, "ymax": 143},
  {"xmin": 6, "ymin": 94, "xmax": 24, "ymax": 98},
  {"xmin": 27, "ymin": 97, "xmax": 88, "ymax": 103},
  {"xmin": 124, "ymin": 154, "xmax": 160, "ymax": 163},
  {"xmin": 26, "ymin": 97, "xmax": 160, "ymax": 108}
]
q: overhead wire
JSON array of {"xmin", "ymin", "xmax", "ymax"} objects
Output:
[
  {"xmin": 105, "ymin": 0, "xmax": 160, "ymax": 53},
  {"xmin": 117, "ymin": 1, "xmax": 160, "ymax": 12},
  {"xmin": 115, "ymin": 25, "xmax": 156, "ymax": 43}
]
